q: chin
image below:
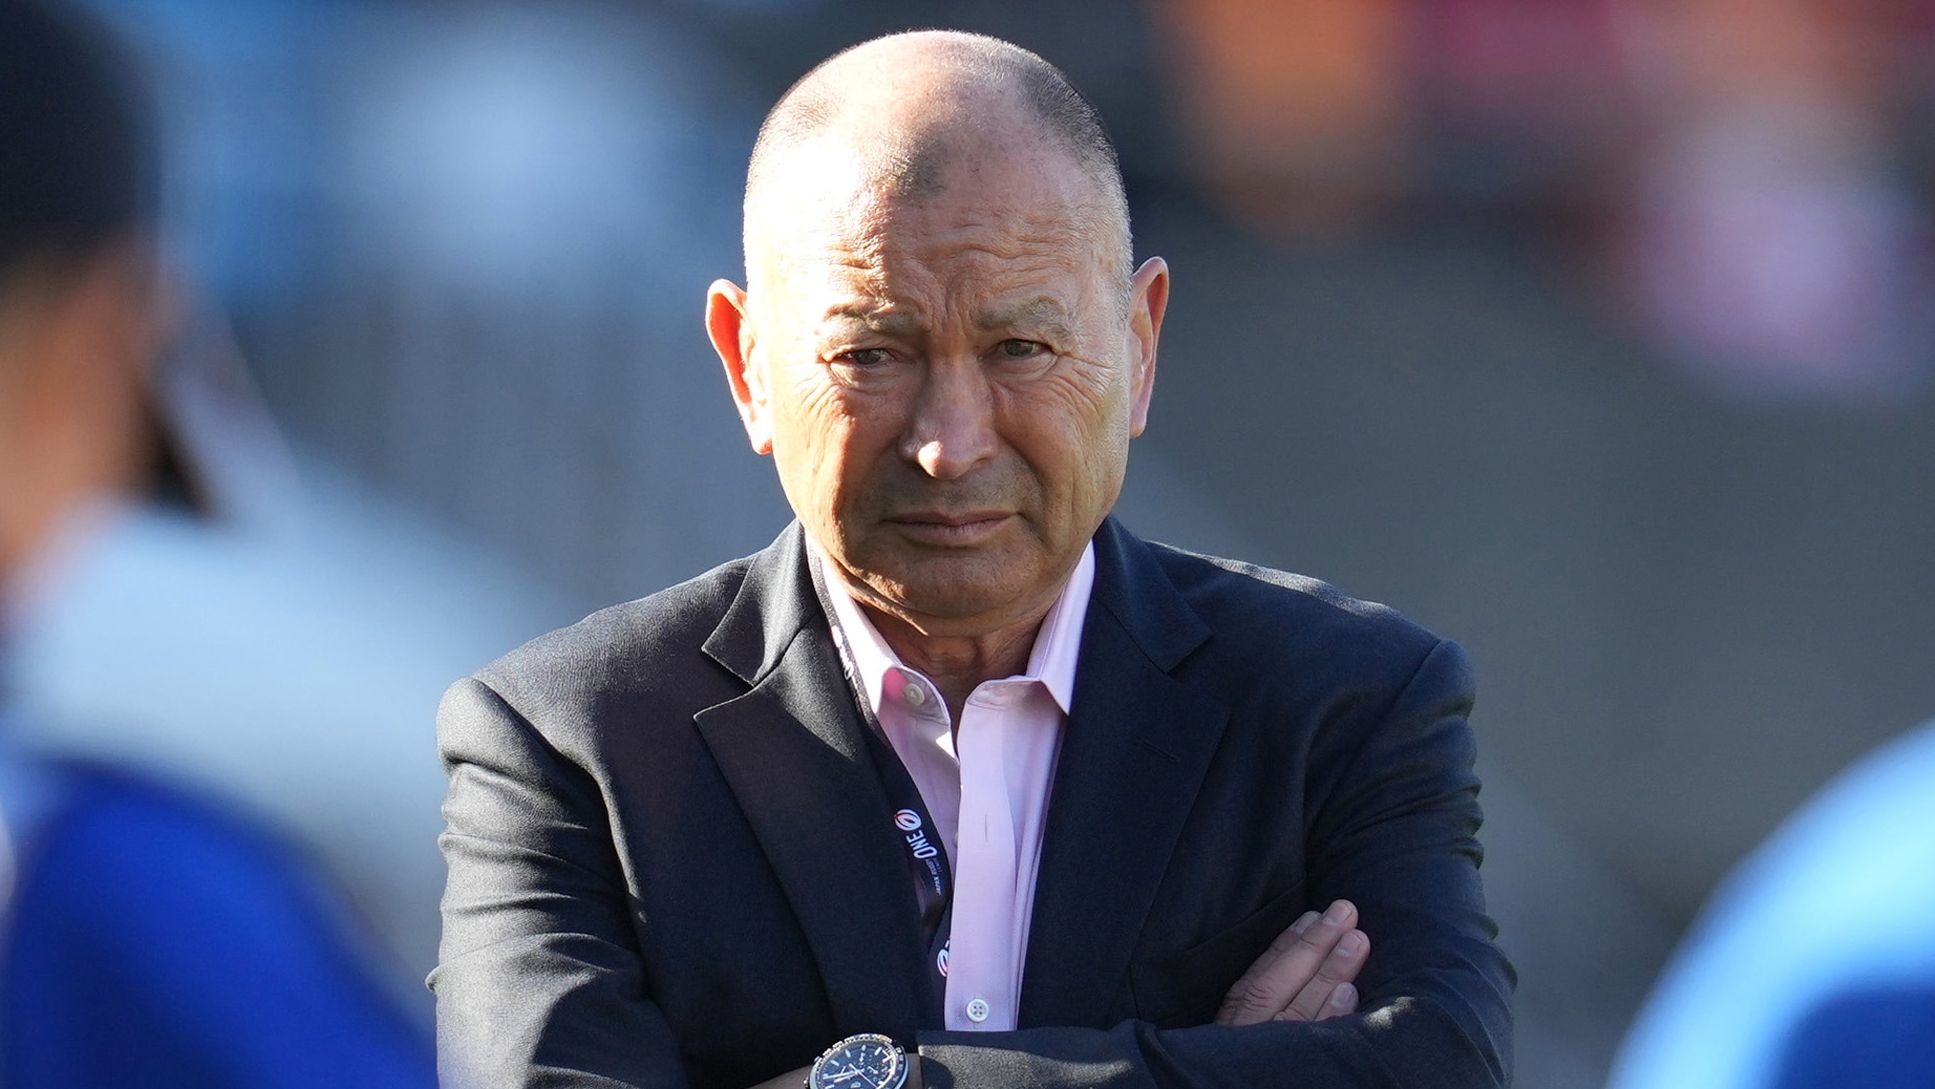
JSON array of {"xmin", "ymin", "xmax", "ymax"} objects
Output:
[{"xmin": 868, "ymin": 550, "xmax": 1048, "ymax": 624}]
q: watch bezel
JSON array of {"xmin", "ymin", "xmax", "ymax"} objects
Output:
[{"xmin": 806, "ymin": 1032, "xmax": 909, "ymax": 1089}]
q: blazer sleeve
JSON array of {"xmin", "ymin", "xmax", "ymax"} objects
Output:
[
  {"xmin": 431, "ymin": 676, "xmax": 690, "ymax": 1089},
  {"xmin": 912, "ymin": 638, "xmax": 1515, "ymax": 1089}
]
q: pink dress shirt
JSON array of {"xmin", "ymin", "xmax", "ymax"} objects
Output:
[{"xmin": 813, "ymin": 541, "xmax": 1095, "ymax": 1032}]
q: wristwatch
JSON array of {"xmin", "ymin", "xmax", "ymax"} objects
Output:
[{"xmin": 806, "ymin": 1033, "xmax": 910, "ymax": 1089}]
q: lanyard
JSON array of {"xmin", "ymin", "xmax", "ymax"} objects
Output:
[
  {"xmin": 865, "ymin": 721, "xmax": 954, "ymax": 999},
  {"xmin": 806, "ymin": 554, "xmax": 956, "ymax": 1002}
]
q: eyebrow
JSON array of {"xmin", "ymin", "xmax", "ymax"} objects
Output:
[
  {"xmin": 975, "ymin": 297, "xmax": 1075, "ymax": 340},
  {"xmin": 818, "ymin": 296, "xmax": 1078, "ymax": 341},
  {"xmin": 820, "ymin": 304, "xmax": 922, "ymax": 338}
]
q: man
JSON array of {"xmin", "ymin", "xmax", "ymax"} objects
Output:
[
  {"xmin": 434, "ymin": 30, "xmax": 1513, "ymax": 1089},
  {"xmin": 0, "ymin": 1, "xmax": 433, "ymax": 1084}
]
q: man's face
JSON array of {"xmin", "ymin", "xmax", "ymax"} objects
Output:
[{"xmin": 712, "ymin": 139, "xmax": 1166, "ymax": 635}]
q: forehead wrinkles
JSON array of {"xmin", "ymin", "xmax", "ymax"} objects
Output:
[
  {"xmin": 814, "ymin": 224, "xmax": 1098, "ymax": 339},
  {"xmin": 772, "ymin": 107, "xmax": 1089, "ymax": 220},
  {"xmin": 754, "ymin": 134, "xmax": 1115, "ymax": 328},
  {"xmin": 858, "ymin": 163, "xmax": 1098, "ymax": 272}
]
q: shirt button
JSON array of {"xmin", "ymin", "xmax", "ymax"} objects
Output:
[
  {"xmin": 903, "ymin": 682, "xmax": 927, "ymax": 707},
  {"xmin": 965, "ymin": 998, "xmax": 989, "ymax": 1023}
]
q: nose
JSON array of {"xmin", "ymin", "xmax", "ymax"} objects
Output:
[{"xmin": 902, "ymin": 357, "xmax": 998, "ymax": 480}]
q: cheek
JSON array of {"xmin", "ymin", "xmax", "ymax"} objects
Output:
[
  {"xmin": 771, "ymin": 373, "xmax": 899, "ymax": 509},
  {"xmin": 1005, "ymin": 359, "xmax": 1131, "ymax": 464}
]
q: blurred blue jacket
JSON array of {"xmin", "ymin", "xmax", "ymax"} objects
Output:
[
  {"xmin": 1769, "ymin": 982, "xmax": 1935, "ymax": 1089},
  {"xmin": 1607, "ymin": 719, "xmax": 1935, "ymax": 1089},
  {"xmin": 0, "ymin": 750, "xmax": 435, "ymax": 1089}
]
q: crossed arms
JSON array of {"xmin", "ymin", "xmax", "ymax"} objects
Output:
[
  {"xmin": 432, "ymin": 636, "xmax": 1513, "ymax": 1089},
  {"xmin": 751, "ymin": 902, "xmax": 1374, "ymax": 1089}
]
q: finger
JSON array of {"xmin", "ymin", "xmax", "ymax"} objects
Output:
[
  {"xmin": 1218, "ymin": 899, "xmax": 1358, "ymax": 1026},
  {"xmin": 1320, "ymin": 981, "xmax": 1358, "ymax": 1019},
  {"xmin": 1217, "ymin": 906, "xmax": 1341, "ymax": 1025},
  {"xmin": 1214, "ymin": 910, "xmax": 1318, "ymax": 1025},
  {"xmin": 1280, "ymin": 928, "xmax": 1369, "ymax": 1022}
]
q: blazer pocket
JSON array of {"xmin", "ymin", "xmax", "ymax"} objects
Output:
[{"xmin": 1128, "ymin": 879, "xmax": 1309, "ymax": 1028}]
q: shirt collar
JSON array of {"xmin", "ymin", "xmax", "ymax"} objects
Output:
[{"xmin": 810, "ymin": 537, "xmax": 1095, "ymax": 716}]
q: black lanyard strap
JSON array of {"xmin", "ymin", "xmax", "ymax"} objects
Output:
[{"xmin": 806, "ymin": 551, "xmax": 956, "ymax": 1002}]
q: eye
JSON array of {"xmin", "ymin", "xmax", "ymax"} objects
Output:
[
  {"xmin": 835, "ymin": 347, "xmax": 895, "ymax": 367},
  {"xmin": 996, "ymin": 339, "xmax": 1047, "ymax": 360}
]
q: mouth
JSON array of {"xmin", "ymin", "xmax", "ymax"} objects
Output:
[{"xmin": 886, "ymin": 511, "xmax": 1014, "ymax": 546}]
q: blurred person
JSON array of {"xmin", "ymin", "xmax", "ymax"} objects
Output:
[
  {"xmin": 4, "ymin": 0, "xmax": 575, "ymax": 1012},
  {"xmin": 0, "ymin": 0, "xmax": 437, "ymax": 1084},
  {"xmin": 1611, "ymin": 0, "xmax": 1931, "ymax": 401},
  {"xmin": 1605, "ymin": 716, "xmax": 1935, "ymax": 1089},
  {"xmin": 1158, "ymin": 0, "xmax": 1413, "ymax": 233},
  {"xmin": 434, "ymin": 30, "xmax": 1513, "ymax": 1089}
]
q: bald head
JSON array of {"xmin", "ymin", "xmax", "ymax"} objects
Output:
[
  {"xmin": 706, "ymin": 31, "xmax": 1171, "ymax": 641},
  {"xmin": 743, "ymin": 31, "xmax": 1131, "ymax": 302}
]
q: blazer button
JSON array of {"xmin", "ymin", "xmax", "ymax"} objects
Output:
[{"xmin": 965, "ymin": 997, "xmax": 990, "ymax": 1023}]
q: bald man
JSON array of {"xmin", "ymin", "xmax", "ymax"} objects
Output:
[{"xmin": 432, "ymin": 32, "xmax": 1513, "ymax": 1089}]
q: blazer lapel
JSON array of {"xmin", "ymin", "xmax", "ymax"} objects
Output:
[
  {"xmin": 1019, "ymin": 519, "xmax": 1232, "ymax": 1028},
  {"xmin": 695, "ymin": 524, "xmax": 934, "ymax": 1037}
]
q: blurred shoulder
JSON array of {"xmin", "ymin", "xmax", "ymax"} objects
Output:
[{"xmin": 13, "ymin": 758, "xmax": 309, "ymax": 909}]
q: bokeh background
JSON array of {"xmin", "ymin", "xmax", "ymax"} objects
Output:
[{"xmin": 41, "ymin": 1, "xmax": 1935, "ymax": 1085}]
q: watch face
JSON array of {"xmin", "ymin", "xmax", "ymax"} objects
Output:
[{"xmin": 812, "ymin": 1036, "xmax": 904, "ymax": 1089}]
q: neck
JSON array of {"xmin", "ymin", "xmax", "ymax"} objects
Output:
[{"xmin": 860, "ymin": 601, "xmax": 1047, "ymax": 724}]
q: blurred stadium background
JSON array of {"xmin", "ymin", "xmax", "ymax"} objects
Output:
[{"xmin": 57, "ymin": 2, "xmax": 1935, "ymax": 1085}]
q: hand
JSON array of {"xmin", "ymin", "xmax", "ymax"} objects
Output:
[{"xmin": 1214, "ymin": 899, "xmax": 1370, "ymax": 1026}]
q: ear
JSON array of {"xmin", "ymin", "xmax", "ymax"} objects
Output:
[
  {"xmin": 1125, "ymin": 256, "xmax": 1169, "ymax": 437},
  {"xmin": 706, "ymin": 279, "xmax": 772, "ymax": 455}
]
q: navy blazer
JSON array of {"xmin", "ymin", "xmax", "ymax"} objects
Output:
[{"xmin": 431, "ymin": 518, "xmax": 1514, "ymax": 1088}]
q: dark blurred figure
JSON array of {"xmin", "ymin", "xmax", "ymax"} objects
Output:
[{"xmin": 0, "ymin": 1, "xmax": 433, "ymax": 1085}]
